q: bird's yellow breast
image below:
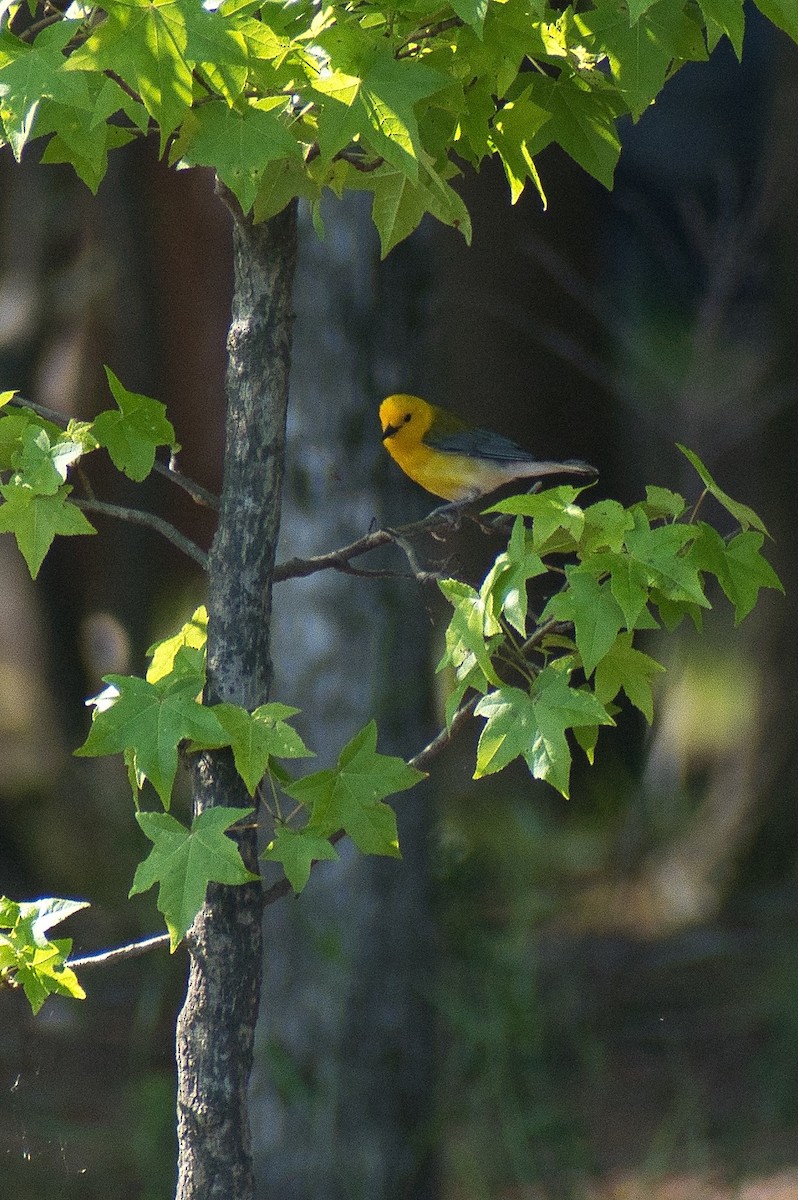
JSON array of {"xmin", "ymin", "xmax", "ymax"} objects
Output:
[{"xmin": 382, "ymin": 434, "xmax": 475, "ymax": 501}]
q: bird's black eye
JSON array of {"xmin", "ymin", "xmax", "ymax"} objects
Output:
[{"xmin": 403, "ymin": 412, "xmax": 412, "ymax": 424}]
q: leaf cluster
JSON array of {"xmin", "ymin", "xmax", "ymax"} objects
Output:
[
  {"xmin": 0, "ymin": 374, "xmax": 176, "ymax": 576},
  {"xmin": 437, "ymin": 447, "xmax": 782, "ymax": 798},
  {"xmin": 0, "ymin": 896, "xmax": 87, "ymax": 1012},
  {"xmin": 76, "ymin": 606, "xmax": 425, "ymax": 946},
  {"xmin": 1, "ymin": 0, "xmax": 793, "ymax": 253}
]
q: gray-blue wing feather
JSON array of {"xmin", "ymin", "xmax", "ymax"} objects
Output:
[
  {"xmin": 424, "ymin": 426, "xmax": 537, "ymax": 463},
  {"xmin": 424, "ymin": 425, "xmax": 597, "ymax": 476}
]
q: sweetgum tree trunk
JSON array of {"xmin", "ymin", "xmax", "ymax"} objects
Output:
[{"xmin": 175, "ymin": 200, "xmax": 298, "ymax": 1200}]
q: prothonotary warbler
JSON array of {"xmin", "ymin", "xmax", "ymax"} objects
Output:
[{"xmin": 379, "ymin": 394, "xmax": 597, "ymax": 503}]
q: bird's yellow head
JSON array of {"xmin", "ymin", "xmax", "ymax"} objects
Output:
[{"xmin": 379, "ymin": 394, "xmax": 435, "ymax": 449}]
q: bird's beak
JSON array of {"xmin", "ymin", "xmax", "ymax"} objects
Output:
[{"xmin": 382, "ymin": 423, "xmax": 400, "ymax": 440}]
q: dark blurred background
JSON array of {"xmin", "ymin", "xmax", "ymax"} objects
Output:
[{"xmin": 2, "ymin": 8, "xmax": 798, "ymax": 1199}]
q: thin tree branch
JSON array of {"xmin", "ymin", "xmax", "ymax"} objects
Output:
[
  {"xmin": 72, "ymin": 497, "xmax": 209, "ymax": 569},
  {"xmin": 273, "ymin": 497, "xmax": 487, "ymax": 584},
  {"xmin": 70, "ymin": 932, "xmax": 172, "ymax": 969},
  {"xmin": 161, "ymin": 457, "xmax": 220, "ymax": 510},
  {"xmin": 409, "ymin": 694, "xmax": 479, "ymax": 771}
]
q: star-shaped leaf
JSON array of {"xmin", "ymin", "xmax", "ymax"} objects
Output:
[
  {"xmin": 0, "ymin": 21, "xmax": 91, "ymax": 158},
  {"xmin": 93, "ymin": 366, "xmax": 176, "ymax": 481},
  {"xmin": 65, "ymin": 0, "xmax": 194, "ymax": 149},
  {"xmin": 0, "ymin": 482, "xmax": 96, "ymax": 578},
  {"xmin": 11, "ymin": 425, "xmax": 85, "ymax": 495},
  {"xmin": 76, "ymin": 668, "xmax": 228, "ymax": 808},
  {"xmin": 130, "ymin": 807, "xmax": 257, "ymax": 948},
  {"xmin": 147, "ymin": 606, "xmax": 208, "ymax": 683},
  {"xmin": 177, "ymin": 100, "xmax": 300, "ymax": 215},
  {"xmin": 584, "ymin": 550, "xmax": 658, "ymax": 631},
  {"xmin": 488, "ymin": 486, "xmax": 587, "ymax": 552},
  {"xmin": 210, "ymin": 701, "xmax": 313, "ymax": 796},
  {"xmin": 285, "ymin": 721, "xmax": 424, "ymax": 857},
  {"xmin": 690, "ymin": 524, "xmax": 783, "ymax": 625},
  {"xmin": 475, "ymin": 671, "xmax": 613, "ymax": 797},
  {"xmin": 437, "ymin": 578, "xmax": 503, "ymax": 687},
  {"xmin": 543, "ymin": 566, "xmax": 625, "ymax": 676},
  {"xmin": 593, "ymin": 631, "xmax": 665, "ymax": 723},
  {"xmin": 624, "ymin": 509, "xmax": 708, "ymax": 608},
  {"xmin": 480, "ymin": 516, "xmax": 547, "ymax": 636},
  {"xmin": 677, "ymin": 443, "xmax": 769, "ymax": 535},
  {"xmin": 261, "ymin": 825, "xmax": 339, "ymax": 893},
  {"xmin": 525, "ymin": 72, "xmax": 623, "ymax": 190},
  {"xmin": 0, "ymin": 896, "xmax": 88, "ymax": 1014}
]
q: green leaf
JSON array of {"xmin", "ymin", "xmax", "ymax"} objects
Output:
[
  {"xmin": 76, "ymin": 669, "xmax": 228, "ymax": 808},
  {"xmin": 593, "ymin": 631, "xmax": 665, "ymax": 722},
  {"xmin": 624, "ymin": 508, "xmax": 709, "ymax": 607},
  {"xmin": 0, "ymin": 410, "xmax": 54, "ymax": 466},
  {"xmin": 147, "ymin": 606, "xmax": 208, "ymax": 683},
  {"xmin": 450, "ymin": 0, "xmax": 490, "ymax": 35},
  {"xmin": 0, "ymin": 896, "xmax": 88, "ymax": 1014},
  {"xmin": 480, "ymin": 516, "xmax": 546, "ymax": 635},
  {"xmin": 690, "ymin": 524, "xmax": 783, "ymax": 625},
  {"xmin": 543, "ymin": 566, "xmax": 625, "ymax": 676},
  {"xmin": 11, "ymin": 426, "xmax": 84, "ymax": 495},
  {"xmin": 488, "ymin": 486, "xmax": 586, "ymax": 550},
  {"xmin": 526, "ymin": 73, "xmax": 623, "ymax": 190},
  {"xmin": 677, "ymin": 443, "xmax": 770, "ymax": 535},
  {"xmin": 0, "ymin": 482, "xmax": 95, "ymax": 578},
  {"xmin": 210, "ymin": 701, "xmax": 313, "ymax": 796},
  {"xmin": 37, "ymin": 100, "xmax": 136, "ymax": 194},
  {"xmin": 474, "ymin": 671, "xmax": 613, "ymax": 797},
  {"xmin": 490, "ymin": 86, "xmax": 550, "ymax": 204},
  {"xmin": 177, "ymin": 100, "xmax": 300, "ymax": 215},
  {"xmin": 130, "ymin": 807, "xmax": 257, "ymax": 949},
  {"xmin": 261, "ymin": 825, "xmax": 339, "ymax": 893},
  {"xmin": 579, "ymin": 499, "xmax": 634, "ymax": 554},
  {"xmin": 753, "ymin": 0, "xmax": 798, "ymax": 41},
  {"xmin": 65, "ymin": 0, "xmax": 194, "ymax": 150},
  {"xmin": 641, "ymin": 484, "xmax": 687, "ymax": 521},
  {"xmin": 369, "ymin": 163, "xmax": 471, "ymax": 258},
  {"xmin": 437, "ymin": 577, "xmax": 503, "ymax": 687},
  {"xmin": 581, "ymin": 550, "xmax": 656, "ymax": 631},
  {"xmin": 93, "ymin": 366, "xmax": 176, "ymax": 481},
  {"xmin": 253, "ymin": 155, "xmax": 320, "ymax": 224},
  {"xmin": 358, "ymin": 48, "xmax": 447, "ymax": 178},
  {"xmin": 285, "ymin": 721, "xmax": 424, "ymax": 857},
  {"xmin": 0, "ymin": 21, "xmax": 91, "ymax": 158},
  {"xmin": 577, "ymin": 0, "xmax": 707, "ymax": 119},
  {"xmin": 698, "ymin": 0, "xmax": 745, "ymax": 57}
]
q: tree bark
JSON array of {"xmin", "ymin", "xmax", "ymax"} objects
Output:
[{"xmin": 175, "ymin": 200, "xmax": 298, "ymax": 1200}]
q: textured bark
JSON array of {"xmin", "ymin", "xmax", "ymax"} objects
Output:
[{"xmin": 175, "ymin": 201, "xmax": 298, "ymax": 1200}]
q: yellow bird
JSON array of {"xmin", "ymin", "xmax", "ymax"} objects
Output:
[{"xmin": 379, "ymin": 394, "xmax": 597, "ymax": 503}]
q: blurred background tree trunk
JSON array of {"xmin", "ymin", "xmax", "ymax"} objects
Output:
[{"xmin": 250, "ymin": 195, "xmax": 438, "ymax": 1199}]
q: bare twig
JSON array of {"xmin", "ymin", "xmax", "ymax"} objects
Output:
[
  {"xmin": 409, "ymin": 694, "xmax": 479, "ymax": 771},
  {"xmin": 160, "ymin": 458, "xmax": 219, "ymax": 510},
  {"xmin": 72, "ymin": 497, "xmax": 209, "ymax": 569},
  {"xmin": 70, "ymin": 932, "xmax": 172, "ymax": 969},
  {"xmin": 273, "ymin": 497, "xmax": 484, "ymax": 584}
]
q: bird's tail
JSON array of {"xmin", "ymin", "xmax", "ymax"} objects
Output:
[{"xmin": 526, "ymin": 459, "xmax": 598, "ymax": 478}]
